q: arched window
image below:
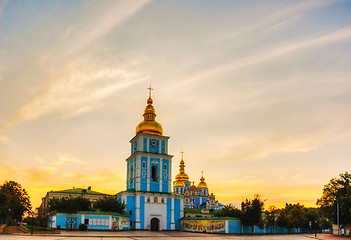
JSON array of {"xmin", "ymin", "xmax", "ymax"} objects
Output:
[
  {"xmin": 142, "ymin": 162, "xmax": 146, "ymax": 168},
  {"xmin": 154, "ymin": 196, "xmax": 158, "ymax": 203},
  {"xmin": 130, "ymin": 166, "xmax": 134, "ymax": 181},
  {"xmin": 151, "ymin": 165, "xmax": 158, "ymax": 181},
  {"xmin": 147, "ymin": 197, "xmax": 150, "ymax": 202},
  {"xmin": 164, "ymin": 164, "xmax": 167, "ymax": 170},
  {"xmin": 161, "ymin": 198, "xmax": 164, "ymax": 203}
]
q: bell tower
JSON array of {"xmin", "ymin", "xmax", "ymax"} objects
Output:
[{"xmin": 126, "ymin": 87, "xmax": 172, "ymax": 193}]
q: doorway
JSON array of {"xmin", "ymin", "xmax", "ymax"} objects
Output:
[{"xmin": 150, "ymin": 217, "xmax": 160, "ymax": 231}]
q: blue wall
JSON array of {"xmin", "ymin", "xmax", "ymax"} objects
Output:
[
  {"xmin": 127, "ymin": 158, "xmax": 136, "ymax": 190},
  {"xmin": 140, "ymin": 156, "xmax": 148, "ymax": 191},
  {"xmin": 127, "ymin": 196, "xmax": 136, "ymax": 229},
  {"xmin": 150, "ymin": 158, "xmax": 160, "ymax": 192},
  {"xmin": 161, "ymin": 140, "xmax": 165, "ymax": 154},
  {"xmin": 174, "ymin": 199, "xmax": 181, "ymax": 230},
  {"xmin": 139, "ymin": 196, "xmax": 145, "ymax": 229},
  {"xmin": 228, "ymin": 220, "xmax": 241, "ymax": 233}
]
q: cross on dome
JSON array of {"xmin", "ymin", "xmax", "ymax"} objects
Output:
[{"xmin": 147, "ymin": 86, "xmax": 154, "ymax": 98}]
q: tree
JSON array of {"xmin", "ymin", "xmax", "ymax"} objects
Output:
[
  {"xmin": 241, "ymin": 194, "xmax": 264, "ymax": 233},
  {"xmin": 94, "ymin": 196, "xmax": 126, "ymax": 214},
  {"xmin": 317, "ymin": 172, "xmax": 351, "ymax": 225},
  {"xmin": 48, "ymin": 197, "xmax": 91, "ymax": 213},
  {"xmin": 0, "ymin": 181, "xmax": 32, "ymax": 224},
  {"xmin": 286, "ymin": 203, "xmax": 308, "ymax": 232},
  {"xmin": 214, "ymin": 204, "xmax": 242, "ymax": 218},
  {"xmin": 265, "ymin": 205, "xmax": 277, "ymax": 234},
  {"xmin": 276, "ymin": 210, "xmax": 292, "ymax": 232}
]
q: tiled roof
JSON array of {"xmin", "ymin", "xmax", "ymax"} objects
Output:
[
  {"xmin": 181, "ymin": 216, "xmax": 240, "ymax": 220},
  {"xmin": 77, "ymin": 211, "xmax": 130, "ymax": 217},
  {"xmin": 51, "ymin": 188, "xmax": 110, "ymax": 195}
]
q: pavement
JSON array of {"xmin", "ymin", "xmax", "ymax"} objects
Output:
[
  {"xmin": 0, "ymin": 232, "xmax": 349, "ymax": 240},
  {"xmin": 306, "ymin": 234, "xmax": 350, "ymax": 240}
]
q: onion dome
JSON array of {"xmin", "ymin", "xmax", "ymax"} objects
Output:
[
  {"xmin": 197, "ymin": 171, "xmax": 208, "ymax": 188},
  {"xmin": 175, "ymin": 152, "xmax": 189, "ymax": 182},
  {"xmin": 174, "ymin": 180, "xmax": 185, "ymax": 187},
  {"xmin": 190, "ymin": 181, "xmax": 196, "ymax": 189},
  {"xmin": 136, "ymin": 87, "xmax": 163, "ymax": 136}
]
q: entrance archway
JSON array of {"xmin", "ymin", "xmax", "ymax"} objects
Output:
[{"xmin": 150, "ymin": 217, "xmax": 160, "ymax": 231}]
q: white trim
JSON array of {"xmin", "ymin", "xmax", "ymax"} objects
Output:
[
  {"xmin": 135, "ymin": 195, "xmax": 140, "ymax": 229},
  {"xmin": 147, "ymin": 157, "xmax": 150, "ymax": 191}
]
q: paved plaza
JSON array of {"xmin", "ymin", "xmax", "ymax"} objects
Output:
[{"xmin": 0, "ymin": 232, "xmax": 344, "ymax": 240}]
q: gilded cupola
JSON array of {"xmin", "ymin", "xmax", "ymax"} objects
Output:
[
  {"xmin": 175, "ymin": 151, "xmax": 189, "ymax": 182},
  {"xmin": 197, "ymin": 171, "xmax": 208, "ymax": 189},
  {"xmin": 135, "ymin": 87, "xmax": 163, "ymax": 136}
]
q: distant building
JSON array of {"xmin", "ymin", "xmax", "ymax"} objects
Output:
[
  {"xmin": 39, "ymin": 186, "xmax": 111, "ymax": 214},
  {"xmin": 173, "ymin": 153, "xmax": 222, "ymax": 210},
  {"xmin": 48, "ymin": 211, "xmax": 130, "ymax": 230}
]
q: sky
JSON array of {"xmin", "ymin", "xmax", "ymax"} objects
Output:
[{"xmin": 0, "ymin": 0, "xmax": 351, "ymax": 209}]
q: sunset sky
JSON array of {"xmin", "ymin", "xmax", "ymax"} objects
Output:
[{"xmin": 0, "ymin": 0, "xmax": 351, "ymax": 209}]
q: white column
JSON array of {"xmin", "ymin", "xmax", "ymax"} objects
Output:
[
  {"xmin": 225, "ymin": 220, "xmax": 229, "ymax": 233},
  {"xmin": 135, "ymin": 156, "xmax": 140, "ymax": 191},
  {"xmin": 135, "ymin": 195, "xmax": 140, "ymax": 229},
  {"xmin": 169, "ymin": 159, "xmax": 172, "ymax": 193},
  {"xmin": 81, "ymin": 215, "xmax": 85, "ymax": 226},
  {"xmin": 159, "ymin": 159, "xmax": 162, "ymax": 192},
  {"xmin": 180, "ymin": 198, "xmax": 184, "ymax": 218},
  {"xmin": 147, "ymin": 157, "xmax": 150, "ymax": 191},
  {"xmin": 109, "ymin": 216, "xmax": 112, "ymax": 230},
  {"xmin": 171, "ymin": 197, "xmax": 175, "ymax": 230},
  {"xmin": 52, "ymin": 215, "xmax": 56, "ymax": 228}
]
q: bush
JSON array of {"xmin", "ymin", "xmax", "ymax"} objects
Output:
[
  {"xmin": 56, "ymin": 225, "xmax": 61, "ymax": 230},
  {"xmin": 78, "ymin": 223, "xmax": 87, "ymax": 231}
]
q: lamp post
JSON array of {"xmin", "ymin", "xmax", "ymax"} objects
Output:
[{"xmin": 336, "ymin": 199, "xmax": 339, "ymax": 236}]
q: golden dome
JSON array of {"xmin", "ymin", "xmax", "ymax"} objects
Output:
[
  {"xmin": 174, "ymin": 180, "xmax": 185, "ymax": 187},
  {"xmin": 175, "ymin": 152, "xmax": 189, "ymax": 182},
  {"xmin": 136, "ymin": 90, "xmax": 163, "ymax": 136},
  {"xmin": 197, "ymin": 172, "xmax": 208, "ymax": 188}
]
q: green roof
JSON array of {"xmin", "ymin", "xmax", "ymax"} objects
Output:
[
  {"xmin": 184, "ymin": 208, "xmax": 202, "ymax": 213},
  {"xmin": 77, "ymin": 211, "xmax": 130, "ymax": 218},
  {"xmin": 52, "ymin": 188, "xmax": 110, "ymax": 195},
  {"xmin": 181, "ymin": 216, "xmax": 240, "ymax": 220}
]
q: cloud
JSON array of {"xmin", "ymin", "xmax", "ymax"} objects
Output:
[
  {"xmin": 5, "ymin": 58, "xmax": 148, "ymax": 127},
  {"xmin": 63, "ymin": 0, "xmax": 152, "ymax": 56},
  {"xmin": 0, "ymin": 0, "xmax": 7, "ymax": 17},
  {"xmin": 183, "ymin": 26, "xmax": 351, "ymax": 87},
  {"xmin": 213, "ymin": 0, "xmax": 334, "ymax": 43}
]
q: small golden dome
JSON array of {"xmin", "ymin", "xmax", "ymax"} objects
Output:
[
  {"xmin": 175, "ymin": 152, "xmax": 189, "ymax": 182},
  {"xmin": 197, "ymin": 172, "xmax": 208, "ymax": 188},
  {"xmin": 174, "ymin": 180, "xmax": 185, "ymax": 187},
  {"xmin": 136, "ymin": 90, "xmax": 163, "ymax": 136}
]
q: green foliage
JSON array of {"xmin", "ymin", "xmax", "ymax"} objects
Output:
[
  {"xmin": 214, "ymin": 204, "xmax": 242, "ymax": 218},
  {"xmin": 317, "ymin": 172, "xmax": 351, "ymax": 224},
  {"xmin": 276, "ymin": 210, "xmax": 292, "ymax": 231},
  {"xmin": 48, "ymin": 197, "xmax": 91, "ymax": 213},
  {"xmin": 78, "ymin": 223, "xmax": 87, "ymax": 231},
  {"xmin": 265, "ymin": 205, "xmax": 277, "ymax": 233},
  {"xmin": 241, "ymin": 194, "xmax": 264, "ymax": 231},
  {"xmin": 94, "ymin": 196, "xmax": 126, "ymax": 214},
  {"xmin": 286, "ymin": 203, "xmax": 308, "ymax": 230},
  {"xmin": 0, "ymin": 180, "xmax": 32, "ymax": 224}
]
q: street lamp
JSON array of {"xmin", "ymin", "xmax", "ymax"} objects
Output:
[{"xmin": 336, "ymin": 199, "xmax": 339, "ymax": 236}]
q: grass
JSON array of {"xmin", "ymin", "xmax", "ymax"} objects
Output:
[{"xmin": 22, "ymin": 225, "xmax": 57, "ymax": 232}]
